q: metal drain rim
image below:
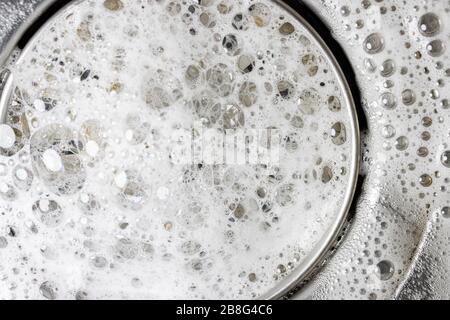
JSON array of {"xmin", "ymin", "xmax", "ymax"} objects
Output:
[
  {"xmin": 261, "ymin": 0, "xmax": 361, "ymax": 300},
  {"xmin": 0, "ymin": 0, "xmax": 361, "ymax": 300}
]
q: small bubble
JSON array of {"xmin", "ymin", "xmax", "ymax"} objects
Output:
[
  {"xmin": 340, "ymin": 6, "xmax": 350, "ymax": 17},
  {"xmin": 222, "ymin": 34, "xmax": 240, "ymax": 56},
  {"xmin": 395, "ymin": 136, "xmax": 409, "ymax": 151},
  {"xmin": 363, "ymin": 33, "xmax": 385, "ymax": 54},
  {"xmin": 364, "ymin": 58, "xmax": 376, "ymax": 73},
  {"xmin": 248, "ymin": 3, "xmax": 271, "ymax": 27},
  {"xmin": 401, "ymin": 89, "xmax": 416, "ymax": 106},
  {"xmin": 441, "ymin": 207, "xmax": 450, "ymax": 218},
  {"xmin": 39, "ymin": 281, "xmax": 58, "ymax": 300},
  {"xmin": 237, "ymin": 55, "xmax": 255, "ymax": 74},
  {"xmin": 0, "ymin": 236, "xmax": 8, "ymax": 249},
  {"xmin": 277, "ymin": 264, "xmax": 287, "ymax": 274},
  {"xmin": 327, "ymin": 96, "xmax": 341, "ymax": 112},
  {"xmin": 419, "ymin": 174, "xmax": 433, "ymax": 187},
  {"xmin": 418, "ymin": 12, "xmax": 441, "ymax": 37},
  {"xmin": 331, "ymin": 122, "xmax": 347, "ymax": 145},
  {"xmin": 421, "ymin": 116, "xmax": 432, "ymax": 127},
  {"xmin": 380, "ymin": 59, "xmax": 396, "ymax": 77},
  {"xmin": 0, "ymin": 124, "xmax": 16, "ymax": 149},
  {"xmin": 321, "ymin": 166, "xmax": 333, "ymax": 184},
  {"xmin": 430, "ymin": 89, "xmax": 440, "ymax": 100},
  {"xmin": 441, "ymin": 150, "xmax": 450, "ymax": 168},
  {"xmin": 380, "ymin": 92, "xmax": 397, "ymax": 109},
  {"xmin": 223, "ymin": 103, "xmax": 245, "ymax": 129},
  {"xmin": 381, "ymin": 125, "xmax": 396, "ymax": 139},
  {"xmin": 239, "ymin": 81, "xmax": 258, "ymax": 107},
  {"xmin": 231, "ymin": 13, "xmax": 249, "ymax": 31},
  {"xmin": 32, "ymin": 199, "xmax": 64, "ymax": 227},
  {"xmin": 376, "ymin": 260, "xmax": 395, "ymax": 281},
  {"xmin": 426, "ymin": 39, "xmax": 446, "ymax": 57},
  {"xmin": 417, "ymin": 147, "xmax": 429, "ymax": 157},
  {"xmin": 279, "ymin": 22, "xmax": 295, "ymax": 35}
]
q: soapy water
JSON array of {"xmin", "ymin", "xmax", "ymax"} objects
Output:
[
  {"xmin": 0, "ymin": 0, "xmax": 358, "ymax": 299},
  {"xmin": 290, "ymin": 0, "xmax": 450, "ymax": 300}
]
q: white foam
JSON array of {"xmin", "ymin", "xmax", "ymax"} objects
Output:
[{"xmin": 0, "ymin": 0, "xmax": 356, "ymax": 299}]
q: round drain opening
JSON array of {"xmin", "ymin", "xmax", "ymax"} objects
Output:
[{"xmin": 0, "ymin": 0, "xmax": 359, "ymax": 299}]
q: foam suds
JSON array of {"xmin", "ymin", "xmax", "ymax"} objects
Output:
[{"xmin": 0, "ymin": 0, "xmax": 356, "ymax": 299}]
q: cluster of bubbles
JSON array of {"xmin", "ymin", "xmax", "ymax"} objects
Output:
[
  {"xmin": 0, "ymin": 0, "xmax": 356, "ymax": 299},
  {"xmin": 291, "ymin": 0, "xmax": 450, "ymax": 300}
]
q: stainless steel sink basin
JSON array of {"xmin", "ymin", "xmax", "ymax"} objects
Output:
[{"xmin": 0, "ymin": 0, "xmax": 449, "ymax": 300}]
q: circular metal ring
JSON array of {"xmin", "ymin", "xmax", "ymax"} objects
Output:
[
  {"xmin": 261, "ymin": 0, "xmax": 360, "ymax": 299},
  {"xmin": 0, "ymin": 0, "xmax": 361, "ymax": 299}
]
